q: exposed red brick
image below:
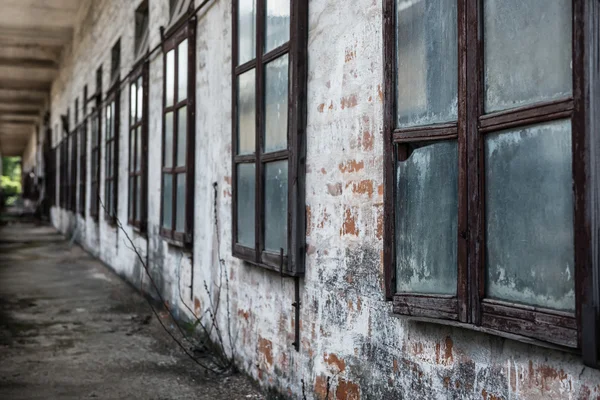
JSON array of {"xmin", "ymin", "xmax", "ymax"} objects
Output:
[
  {"xmin": 377, "ymin": 184, "xmax": 384, "ymax": 196},
  {"xmin": 328, "ymin": 101, "xmax": 334, "ymax": 110},
  {"xmin": 224, "ymin": 176, "xmax": 232, "ymax": 185},
  {"xmin": 258, "ymin": 337, "xmax": 273, "ymax": 367},
  {"xmin": 306, "ymin": 206, "xmax": 312, "ymax": 236},
  {"xmin": 393, "ymin": 359, "xmax": 399, "ymax": 373},
  {"xmin": 362, "ymin": 130, "xmax": 374, "ymax": 151},
  {"xmin": 444, "ymin": 336, "xmax": 454, "ymax": 363},
  {"xmin": 341, "ymin": 207, "xmax": 359, "ymax": 236},
  {"xmin": 345, "ymin": 48, "xmax": 356, "ymax": 63},
  {"xmin": 314, "ymin": 375, "xmax": 330, "ymax": 400},
  {"xmin": 318, "ymin": 210, "xmax": 329, "ymax": 229},
  {"xmin": 321, "ymin": 168, "xmax": 327, "ymax": 174},
  {"xmin": 237, "ymin": 309, "xmax": 250, "ymax": 321},
  {"xmin": 356, "ymin": 297, "xmax": 362, "ymax": 312},
  {"xmin": 376, "ymin": 205, "xmax": 383, "ymax": 240},
  {"xmin": 317, "ymin": 103, "xmax": 325, "ymax": 113},
  {"xmin": 324, "ymin": 353, "xmax": 346, "ymax": 372},
  {"xmin": 336, "ymin": 378, "xmax": 360, "ymax": 400},
  {"xmin": 346, "ymin": 180, "xmax": 373, "ymax": 197},
  {"xmin": 327, "ymin": 183, "xmax": 343, "ymax": 196},
  {"xmin": 340, "ymin": 94, "xmax": 358, "ymax": 109},
  {"xmin": 377, "ymin": 84, "xmax": 383, "ymax": 103},
  {"xmin": 443, "ymin": 376, "xmax": 451, "ymax": 388},
  {"xmin": 339, "ymin": 160, "xmax": 364, "ymax": 173},
  {"xmin": 193, "ymin": 297, "xmax": 201, "ymax": 314}
]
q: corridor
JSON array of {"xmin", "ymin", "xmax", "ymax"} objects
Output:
[{"xmin": 0, "ymin": 219, "xmax": 263, "ymax": 400}]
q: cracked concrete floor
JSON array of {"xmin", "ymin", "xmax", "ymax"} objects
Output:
[{"xmin": 0, "ymin": 220, "xmax": 265, "ymax": 400}]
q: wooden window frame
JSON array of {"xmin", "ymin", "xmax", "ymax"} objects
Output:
[
  {"xmin": 231, "ymin": 0, "xmax": 308, "ymax": 276},
  {"xmin": 128, "ymin": 60, "xmax": 149, "ymax": 232},
  {"xmin": 104, "ymin": 85, "xmax": 120, "ymax": 224},
  {"xmin": 90, "ymin": 107, "xmax": 101, "ymax": 220},
  {"xmin": 383, "ymin": 0, "xmax": 600, "ymax": 367},
  {"xmin": 160, "ymin": 18, "xmax": 196, "ymax": 247},
  {"xmin": 69, "ymin": 126, "xmax": 78, "ymax": 212},
  {"xmin": 78, "ymin": 121, "xmax": 87, "ymax": 217}
]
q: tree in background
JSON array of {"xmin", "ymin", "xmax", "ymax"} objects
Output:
[{"xmin": 1, "ymin": 157, "xmax": 22, "ymax": 206}]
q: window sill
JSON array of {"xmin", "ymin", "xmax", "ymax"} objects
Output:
[
  {"xmin": 389, "ymin": 312, "xmax": 579, "ymax": 355},
  {"xmin": 233, "ymin": 244, "xmax": 300, "ymax": 277}
]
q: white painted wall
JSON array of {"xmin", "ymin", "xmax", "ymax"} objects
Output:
[{"xmin": 46, "ymin": 0, "xmax": 600, "ymax": 399}]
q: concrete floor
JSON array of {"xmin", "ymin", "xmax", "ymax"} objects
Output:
[{"xmin": 0, "ymin": 220, "xmax": 265, "ymax": 400}]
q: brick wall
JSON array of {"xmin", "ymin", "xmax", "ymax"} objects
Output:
[{"xmin": 47, "ymin": 0, "xmax": 600, "ymax": 398}]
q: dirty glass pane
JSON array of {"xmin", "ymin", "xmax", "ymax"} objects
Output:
[
  {"xmin": 177, "ymin": 39, "xmax": 188, "ymax": 102},
  {"xmin": 238, "ymin": 0, "xmax": 256, "ymax": 65},
  {"xmin": 485, "ymin": 120, "xmax": 574, "ymax": 311},
  {"xmin": 395, "ymin": 140, "xmax": 458, "ymax": 295},
  {"xmin": 129, "ymin": 176, "xmax": 134, "ymax": 219},
  {"xmin": 164, "ymin": 112, "xmax": 173, "ymax": 167},
  {"xmin": 264, "ymin": 161, "xmax": 288, "ymax": 254},
  {"xmin": 177, "ymin": 106, "xmax": 187, "ymax": 167},
  {"xmin": 162, "ymin": 173, "xmax": 173, "ymax": 229},
  {"xmin": 264, "ymin": 55, "xmax": 288, "ymax": 153},
  {"xmin": 136, "ymin": 176, "xmax": 141, "ymax": 221},
  {"xmin": 237, "ymin": 69, "xmax": 256, "ymax": 155},
  {"xmin": 135, "ymin": 127, "xmax": 142, "ymax": 172},
  {"xmin": 396, "ymin": 0, "xmax": 458, "ymax": 127},
  {"xmin": 166, "ymin": 49, "xmax": 175, "ymax": 107},
  {"xmin": 483, "ymin": 0, "xmax": 572, "ymax": 113},
  {"xmin": 129, "ymin": 131, "xmax": 135, "ymax": 171},
  {"xmin": 137, "ymin": 76, "xmax": 143, "ymax": 122},
  {"xmin": 105, "ymin": 106, "xmax": 112, "ymax": 139},
  {"xmin": 176, "ymin": 173, "xmax": 186, "ymax": 232},
  {"xmin": 130, "ymin": 82, "xmax": 137, "ymax": 122},
  {"xmin": 265, "ymin": 0, "xmax": 289, "ymax": 54},
  {"xmin": 236, "ymin": 163, "xmax": 255, "ymax": 247}
]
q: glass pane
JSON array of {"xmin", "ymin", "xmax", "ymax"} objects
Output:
[
  {"xmin": 166, "ymin": 49, "xmax": 175, "ymax": 107},
  {"xmin": 264, "ymin": 161, "xmax": 288, "ymax": 253},
  {"xmin": 265, "ymin": 0, "xmax": 289, "ymax": 53},
  {"xmin": 485, "ymin": 120, "xmax": 574, "ymax": 311},
  {"xmin": 136, "ymin": 176, "xmax": 142, "ymax": 221},
  {"xmin": 264, "ymin": 55, "xmax": 288, "ymax": 152},
  {"xmin": 106, "ymin": 106, "xmax": 112, "ymax": 139},
  {"xmin": 178, "ymin": 39, "xmax": 188, "ymax": 102},
  {"xmin": 238, "ymin": 0, "xmax": 256, "ymax": 65},
  {"xmin": 177, "ymin": 106, "xmax": 187, "ymax": 167},
  {"xmin": 136, "ymin": 127, "xmax": 142, "ymax": 172},
  {"xmin": 130, "ymin": 82, "xmax": 137, "ymax": 122},
  {"xmin": 129, "ymin": 131, "xmax": 135, "ymax": 171},
  {"xmin": 483, "ymin": 0, "xmax": 572, "ymax": 112},
  {"xmin": 176, "ymin": 173, "xmax": 186, "ymax": 232},
  {"xmin": 162, "ymin": 174, "xmax": 173, "ymax": 229},
  {"xmin": 396, "ymin": 0, "xmax": 458, "ymax": 127},
  {"xmin": 164, "ymin": 112, "xmax": 174, "ymax": 167},
  {"xmin": 395, "ymin": 141, "xmax": 458, "ymax": 295},
  {"xmin": 237, "ymin": 69, "xmax": 256, "ymax": 155},
  {"xmin": 129, "ymin": 176, "xmax": 135, "ymax": 220},
  {"xmin": 236, "ymin": 163, "xmax": 255, "ymax": 247},
  {"xmin": 137, "ymin": 77, "xmax": 143, "ymax": 122}
]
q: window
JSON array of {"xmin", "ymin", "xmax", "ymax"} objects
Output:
[
  {"xmin": 231, "ymin": 0, "xmax": 307, "ymax": 275},
  {"xmin": 69, "ymin": 106, "xmax": 78, "ymax": 212},
  {"xmin": 90, "ymin": 66, "xmax": 102, "ymax": 220},
  {"xmin": 59, "ymin": 112, "xmax": 69, "ymax": 209},
  {"xmin": 160, "ymin": 19, "xmax": 195, "ymax": 245},
  {"xmin": 134, "ymin": 1, "xmax": 149, "ymax": 61},
  {"xmin": 128, "ymin": 62, "xmax": 148, "ymax": 230},
  {"xmin": 169, "ymin": 0, "xmax": 192, "ymax": 25},
  {"xmin": 105, "ymin": 41, "xmax": 120, "ymax": 223},
  {"xmin": 383, "ymin": 0, "xmax": 600, "ymax": 366},
  {"xmin": 79, "ymin": 86, "xmax": 88, "ymax": 216}
]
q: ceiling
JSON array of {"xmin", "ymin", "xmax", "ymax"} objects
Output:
[{"xmin": 0, "ymin": 0, "xmax": 79, "ymax": 156}]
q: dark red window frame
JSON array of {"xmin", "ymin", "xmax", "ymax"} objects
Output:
[
  {"xmin": 104, "ymin": 86, "xmax": 119, "ymax": 224},
  {"xmin": 128, "ymin": 61, "xmax": 149, "ymax": 232},
  {"xmin": 383, "ymin": 0, "xmax": 600, "ymax": 367},
  {"xmin": 231, "ymin": 0, "xmax": 308, "ymax": 276},
  {"xmin": 159, "ymin": 18, "xmax": 196, "ymax": 247}
]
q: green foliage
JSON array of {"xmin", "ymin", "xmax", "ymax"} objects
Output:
[
  {"xmin": 2, "ymin": 157, "xmax": 21, "ymax": 181},
  {"xmin": 1, "ymin": 157, "xmax": 22, "ymax": 205}
]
